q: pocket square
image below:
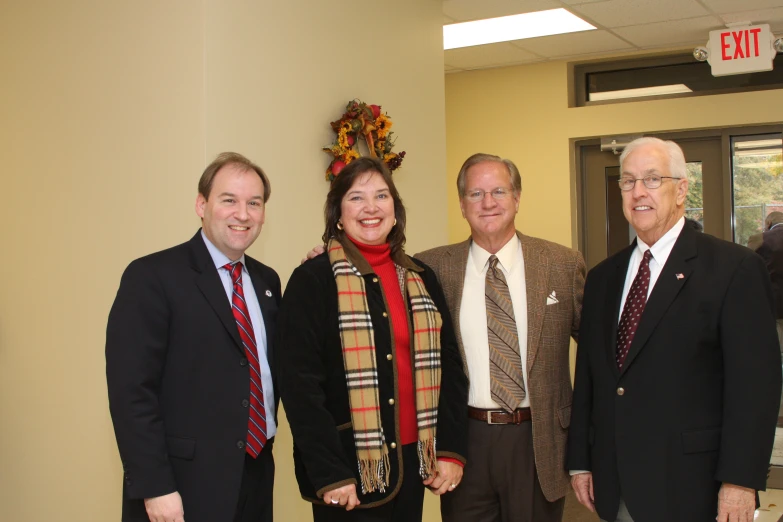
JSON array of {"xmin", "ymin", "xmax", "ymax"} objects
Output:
[{"xmin": 546, "ymin": 291, "xmax": 559, "ymax": 305}]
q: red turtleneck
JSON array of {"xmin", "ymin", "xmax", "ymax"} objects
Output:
[{"xmin": 348, "ymin": 236, "xmax": 417, "ymax": 445}]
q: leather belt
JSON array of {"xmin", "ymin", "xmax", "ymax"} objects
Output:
[{"xmin": 468, "ymin": 406, "xmax": 531, "ymax": 425}]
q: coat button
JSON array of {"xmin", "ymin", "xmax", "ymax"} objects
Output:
[
  {"xmin": 388, "ymin": 398, "xmax": 395, "ymax": 405},
  {"xmin": 242, "ymin": 399, "xmax": 249, "ymax": 407},
  {"xmin": 390, "ymin": 442, "xmax": 397, "ymax": 449},
  {"xmin": 617, "ymin": 387, "xmax": 625, "ymax": 396},
  {"xmin": 386, "ymin": 354, "xmax": 393, "ymax": 361},
  {"xmin": 240, "ymin": 357, "xmax": 248, "ymax": 367},
  {"xmin": 382, "ymin": 312, "xmax": 388, "ymax": 317},
  {"xmin": 237, "ymin": 441, "xmax": 245, "ymax": 450},
  {"xmin": 372, "ymin": 277, "xmax": 379, "ymax": 283}
]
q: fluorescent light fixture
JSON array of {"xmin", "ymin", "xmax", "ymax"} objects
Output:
[
  {"xmin": 589, "ymin": 84, "xmax": 692, "ymax": 102},
  {"xmin": 443, "ymin": 8, "xmax": 595, "ymax": 50}
]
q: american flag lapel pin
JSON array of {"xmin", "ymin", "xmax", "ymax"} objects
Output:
[{"xmin": 675, "ymin": 273, "xmax": 684, "ymax": 280}]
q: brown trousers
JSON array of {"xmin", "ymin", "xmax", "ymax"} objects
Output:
[{"xmin": 441, "ymin": 418, "xmax": 564, "ymax": 522}]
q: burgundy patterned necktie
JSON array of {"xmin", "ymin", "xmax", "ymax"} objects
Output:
[
  {"xmin": 616, "ymin": 249, "xmax": 653, "ymax": 370},
  {"xmin": 224, "ymin": 262, "xmax": 267, "ymax": 457}
]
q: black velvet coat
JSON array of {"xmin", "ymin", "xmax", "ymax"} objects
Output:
[{"xmin": 277, "ymin": 242, "xmax": 468, "ymax": 509}]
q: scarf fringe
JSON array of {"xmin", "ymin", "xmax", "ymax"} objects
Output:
[
  {"xmin": 358, "ymin": 454, "xmax": 390, "ymax": 494},
  {"xmin": 417, "ymin": 437, "xmax": 438, "ymax": 479}
]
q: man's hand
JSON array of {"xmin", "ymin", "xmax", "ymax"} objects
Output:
[
  {"xmin": 571, "ymin": 472, "xmax": 595, "ymax": 513},
  {"xmin": 717, "ymin": 483, "xmax": 755, "ymax": 522},
  {"xmin": 423, "ymin": 460, "xmax": 464, "ymax": 496},
  {"xmin": 301, "ymin": 244, "xmax": 326, "ymax": 264},
  {"xmin": 323, "ymin": 483, "xmax": 361, "ymax": 511},
  {"xmin": 144, "ymin": 491, "xmax": 185, "ymax": 522}
]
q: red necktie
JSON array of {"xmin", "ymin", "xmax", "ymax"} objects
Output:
[
  {"xmin": 616, "ymin": 249, "xmax": 653, "ymax": 370},
  {"xmin": 224, "ymin": 262, "xmax": 267, "ymax": 457}
]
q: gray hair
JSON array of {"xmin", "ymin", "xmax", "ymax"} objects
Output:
[
  {"xmin": 456, "ymin": 153, "xmax": 522, "ymax": 197},
  {"xmin": 619, "ymin": 137, "xmax": 686, "ymax": 180}
]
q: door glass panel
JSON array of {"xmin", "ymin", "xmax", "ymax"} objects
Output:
[
  {"xmin": 685, "ymin": 162, "xmax": 704, "ymax": 230},
  {"xmin": 731, "ymin": 134, "xmax": 783, "ymax": 246}
]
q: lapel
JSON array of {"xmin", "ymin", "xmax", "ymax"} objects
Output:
[
  {"xmin": 245, "ymin": 258, "xmax": 276, "ymax": 365},
  {"xmin": 519, "ymin": 232, "xmax": 549, "ymax": 373},
  {"xmin": 619, "ymin": 225, "xmax": 697, "ymax": 376},
  {"xmin": 606, "ymin": 244, "xmax": 635, "ymax": 380},
  {"xmin": 188, "ymin": 230, "xmax": 244, "ymax": 353},
  {"xmin": 444, "ymin": 238, "xmax": 471, "ymax": 359}
]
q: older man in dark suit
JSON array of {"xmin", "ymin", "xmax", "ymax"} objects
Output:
[
  {"xmin": 106, "ymin": 152, "xmax": 280, "ymax": 522},
  {"xmin": 567, "ymin": 137, "xmax": 781, "ymax": 522}
]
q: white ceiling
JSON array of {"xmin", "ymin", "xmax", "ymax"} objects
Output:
[{"xmin": 443, "ymin": 0, "xmax": 783, "ymax": 72}]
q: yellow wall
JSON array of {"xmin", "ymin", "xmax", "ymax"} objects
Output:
[
  {"xmin": 0, "ymin": 1, "xmax": 448, "ymax": 520},
  {"xmin": 445, "ymin": 58, "xmax": 783, "ymax": 247}
]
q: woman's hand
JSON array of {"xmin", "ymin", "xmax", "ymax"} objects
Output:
[
  {"xmin": 323, "ymin": 484, "xmax": 361, "ymax": 511},
  {"xmin": 423, "ymin": 460, "xmax": 464, "ymax": 495}
]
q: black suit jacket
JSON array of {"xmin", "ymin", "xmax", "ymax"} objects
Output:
[
  {"xmin": 567, "ymin": 224, "xmax": 781, "ymax": 522},
  {"xmin": 755, "ymin": 226, "xmax": 783, "ymax": 319},
  {"xmin": 106, "ymin": 230, "xmax": 281, "ymax": 522}
]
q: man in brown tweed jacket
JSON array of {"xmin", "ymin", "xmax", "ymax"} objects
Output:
[{"xmin": 415, "ymin": 153, "xmax": 585, "ymax": 522}]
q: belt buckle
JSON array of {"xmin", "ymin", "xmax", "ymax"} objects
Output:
[{"xmin": 486, "ymin": 410, "xmax": 504, "ymax": 425}]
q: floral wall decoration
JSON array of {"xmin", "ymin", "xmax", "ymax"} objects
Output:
[{"xmin": 323, "ymin": 99, "xmax": 406, "ymax": 181}]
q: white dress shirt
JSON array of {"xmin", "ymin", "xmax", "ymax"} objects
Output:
[
  {"xmin": 618, "ymin": 217, "xmax": 685, "ymax": 321},
  {"xmin": 460, "ymin": 235, "xmax": 530, "ymax": 409},
  {"xmin": 201, "ymin": 231, "xmax": 277, "ymax": 438}
]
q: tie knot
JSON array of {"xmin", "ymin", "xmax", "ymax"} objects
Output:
[
  {"xmin": 641, "ymin": 249, "xmax": 653, "ymax": 265},
  {"xmin": 223, "ymin": 261, "xmax": 243, "ymax": 280},
  {"xmin": 488, "ymin": 255, "xmax": 499, "ymax": 270}
]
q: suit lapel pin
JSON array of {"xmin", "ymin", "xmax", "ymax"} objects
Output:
[
  {"xmin": 675, "ymin": 273, "xmax": 684, "ymax": 280},
  {"xmin": 265, "ymin": 290, "xmax": 273, "ymax": 297}
]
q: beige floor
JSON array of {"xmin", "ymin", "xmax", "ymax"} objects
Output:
[{"xmin": 561, "ymin": 487, "xmax": 783, "ymax": 522}]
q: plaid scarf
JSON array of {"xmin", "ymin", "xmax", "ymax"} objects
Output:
[{"xmin": 328, "ymin": 238, "xmax": 442, "ymax": 493}]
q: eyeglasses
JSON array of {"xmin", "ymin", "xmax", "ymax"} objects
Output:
[
  {"xmin": 618, "ymin": 175, "xmax": 682, "ymax": 191},
  {"xmin": 464, "ymin": 187, "xmax": 513, "ymax": 203}
]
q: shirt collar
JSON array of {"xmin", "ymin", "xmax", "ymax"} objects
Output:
[
  {"xmin": 201, "ymin": 230, "xmax": 246, "ymax": 270},
  {"xmin": 635, "ymin": 216, "xmax": 685, "ymax": 265},
  {"xmin": 470, "ymin": 234, "xmax": 520, "ymax": 273}
]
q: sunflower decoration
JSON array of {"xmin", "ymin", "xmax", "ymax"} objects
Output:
[{"xmin": 323, "ymin": 99, "xmax": 406, "ymax": 181}]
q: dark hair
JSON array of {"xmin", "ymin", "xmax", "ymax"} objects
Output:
[
  {"xmin": 322, "ymin": 157, "xmax": 407, "ymax": 257},
  {"xmin": 456, "ymin": 153, "xmax": 522, "ymax": 197},
  {"xmin": 198, "ymin": 152, "xmax": 271, "ymax": 202}
]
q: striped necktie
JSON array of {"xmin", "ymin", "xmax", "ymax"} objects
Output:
[
  {"xmin": 485, "ymin": 255, "xmax": 526, "ymax": 412},
  {"xmin": 224, "ymin": 262, "xmax": 267, "ymax": 457}
]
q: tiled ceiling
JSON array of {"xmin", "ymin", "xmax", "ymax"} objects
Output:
[{"xmin": 443, "ymin": 0, "xmax": 783, "ymax": 72}]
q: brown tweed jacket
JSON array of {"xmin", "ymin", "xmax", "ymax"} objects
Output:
[{"xmin": 415, "ymin": 231, "xmax": 585, "ymax": 501}]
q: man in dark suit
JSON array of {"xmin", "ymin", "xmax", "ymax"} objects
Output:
[
  {"xmin": 753, "ymin": 211, "xmax": 783, "ymax": 352},
  {"xmin": 106, "ymin": 152, "xmax": 280, "ymax": 522},
  {"xmin": 567, "ymin": 137, "xmax": 781, "ymax": 522}
]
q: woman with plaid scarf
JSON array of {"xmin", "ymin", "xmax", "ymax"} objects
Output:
[{"xmin": 278, "ymin": 157, "xmax": 469, "ymax": 521}]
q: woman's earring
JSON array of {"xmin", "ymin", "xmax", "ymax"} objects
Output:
[
  {"xmin": 393, "ymin": 218, "xmax": 397, "ymax": 226},
  {"xmin": 336, "ymin": 221, "xmax": 344, "ymax": 231}
]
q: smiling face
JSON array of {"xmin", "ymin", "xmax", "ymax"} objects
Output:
[
  {"xmin": 340, "ymin": 170, "xmax": 395, "ymax": 246},
  {"xmin": 195, "ymin": 163, "xmax": 266, "ymax": 260},
  {"xmin": 621, "ymin": 143, "xmax": 688, "ymax": 246},
  {"xmin": 459, "ymin": 160, "xmax": 519, "ymax": 251}
]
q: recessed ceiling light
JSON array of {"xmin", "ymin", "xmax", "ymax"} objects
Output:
[
  {"xmin": 589, "ymin": 84, "xmax": 693, "ymax": 102},
  {"xmin": 444, "ymin": 8, "xmax": 595, "ymax": 50}
]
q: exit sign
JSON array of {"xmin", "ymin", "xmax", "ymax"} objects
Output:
[{"xmin": 707, "ymin": 24, "xmax": 775, "ymax": 76}]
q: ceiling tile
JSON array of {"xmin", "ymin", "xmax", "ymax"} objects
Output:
[
  {"xmin": 613, "ymin": 15, "xmax": 723, "ymax": 47},
  {"xmin": 443, "ymin": 0, "xmax": 561, "ymax": 23},
  {"xmin": 560, "ymin": 0, "xmax": 613, "ymax": 4},
  {"xmin": 701, "ymin": 0, "xmax": 783, "ymax": 15},
  {"xmin": 444, "ymin": 42, "xmax": 542, "ymax": 69},
  {"xmin": 571, "ymin": 0, "xmax": 709, "ymax": 28},
  {"xmin": 721, "ymin": 7, "xmax": 783, "ymax": 28},
  {"xmin": 513, "ymin": 29, "xmax": 634, "ymax": 57}
]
